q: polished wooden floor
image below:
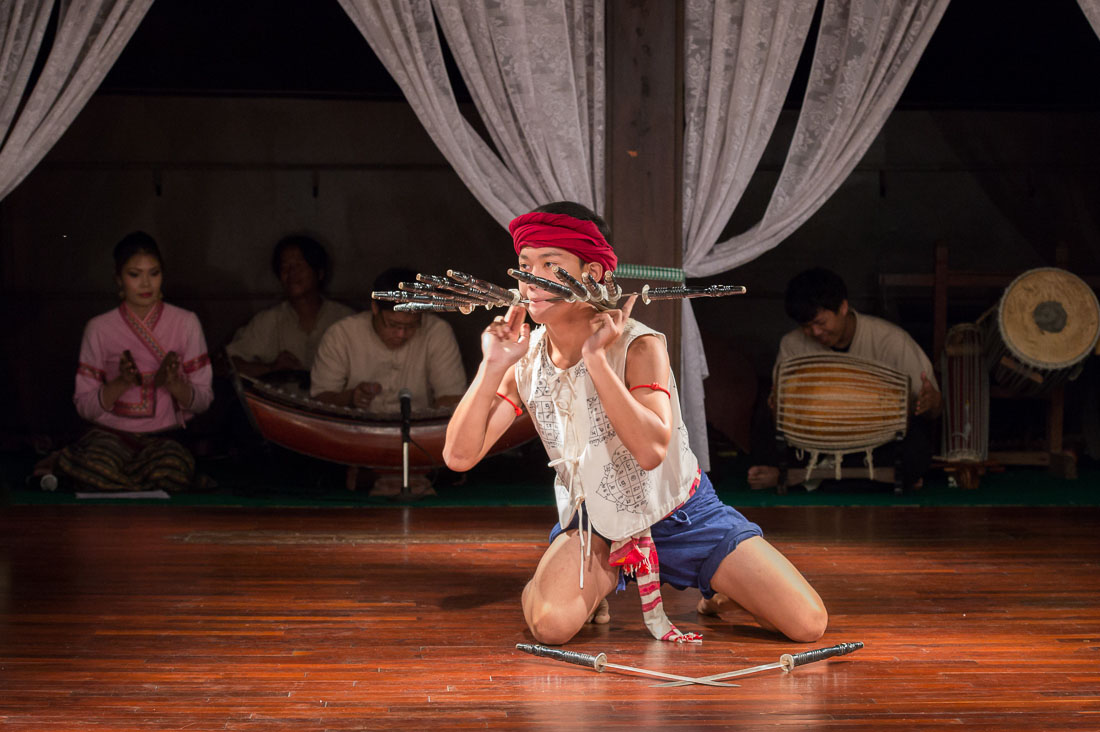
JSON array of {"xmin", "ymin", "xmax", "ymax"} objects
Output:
[{"xmin": 1, "ymin": 502, "xmax": 1098, "ymax": 730}]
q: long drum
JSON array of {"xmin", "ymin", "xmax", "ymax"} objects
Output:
[
  {"xmin": 979, "ymin": 267, "xmax": 1100, "ymax": 396},
  {"xmin": 776, "ymin": 354, "xmax": 909, "ymax": 453},
  {"xmin": 940, "ymin": 323, "xmax": 988, "ymax": 462}
]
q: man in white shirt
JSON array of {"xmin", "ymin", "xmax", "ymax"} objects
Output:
[
  {"xmin": 747, "ymin": 267, "xmax": 942, "ymax": 491},
  {"xmin": 310, "ymin": 267, "xmax": 466, "ymax": 414},
  {"xmin": 227, "ymin": 235, "xmax": 354, "ymax": 376}
]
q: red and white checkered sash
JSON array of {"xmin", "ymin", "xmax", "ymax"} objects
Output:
[{"xmin": 608, "ymin": 530, "xmax": 702, "ymax": 643}]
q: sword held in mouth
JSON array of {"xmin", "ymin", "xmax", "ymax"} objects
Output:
[
  {"xmin": 371, "ymin": 266, "xmax": 746, "ymax": 314},
  {"xmin": 515, "ymin": 643, "xmax": 739, "ymax": 687}
]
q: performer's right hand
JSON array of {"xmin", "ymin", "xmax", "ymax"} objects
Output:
[
  {"xmin": 116, "ymin": 349, "xmax": 141, "ymax": 386},
  {"xmin": 481, "ymin": 305, "xmax": 530, "ymax": 367}
]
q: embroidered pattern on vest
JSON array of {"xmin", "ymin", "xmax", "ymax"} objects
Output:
[
  {"xmin": 597, "ymin": 444, "xmax": 649, "ymax": 514},
  {"xmin": 532, "ymin": 399, "xmax": 562, "ymax": 448},
  {"xmin": 587, "ymin": 394, "xmax": 615, "ymax": 446},
  {"xmin": 678, "ymin": 423, "xmax": 693, "ymax": 462}
]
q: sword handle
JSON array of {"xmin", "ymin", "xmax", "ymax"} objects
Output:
[
  {"xmin": 516, "ymin": 643, "xmax": 607, "ymax": 672},
  {"xmin": 780, "ymin": 641, "xmax": 863, "ymax": 671}
]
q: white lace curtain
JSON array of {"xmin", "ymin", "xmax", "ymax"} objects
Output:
[
  {"xmin": 1080, "ymin": 0, "xmax": 1100, "ymax": 37},
  {"xmin": 336, "ymin": 0, "xmax": 605, "ymax": 224},
  {"xmin": 679, "ymin": 0, "xmax": 817, "ymax": 468},
  {"xmin": 0, "ymin": 0, "xmax": 152, "ymax": 201},
  {"xmin": 684, "ymin": 0, "xmax": 950, "ymax": 277},
  {"xmin": 679, "ymin": 0, "xmax": 949, "ymax": 467}
]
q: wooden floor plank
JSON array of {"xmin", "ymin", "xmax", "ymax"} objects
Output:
[{"xmin": 1, "ymin": 504, "xmax": 1098, "ymax": 729}]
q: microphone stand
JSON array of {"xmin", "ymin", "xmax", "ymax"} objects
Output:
[
  {"xmin": 400, "ymin": 416, "xmax": 411, "ymax": 500},
  {"xmin": 393, "ymin": 389, "xmax": 422, "ymax": 502}
]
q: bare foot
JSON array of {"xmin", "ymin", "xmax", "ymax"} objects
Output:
[
  {"xmin": 746, "ymin": 465, "xmax": 780, "ymax": 490},
  {"xmin": 697, "ymin": 593, "xmax": 778, "ymax": 633},
  {"xmin": 587, "ymin": 597, "xmax": 610, "ymax": 624},
  {"xmin": 697, "ymin": 593, "xmax": 733, "ymax": 616}
]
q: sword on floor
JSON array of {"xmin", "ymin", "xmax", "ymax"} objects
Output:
[{"xmin": 516, "ymin": 641, "xmax": 863, "ymax": 688}]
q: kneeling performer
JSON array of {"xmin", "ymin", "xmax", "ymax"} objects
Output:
[{"xmin": 443, "ymin": 201, "xmax": 827, "ymax": 646}]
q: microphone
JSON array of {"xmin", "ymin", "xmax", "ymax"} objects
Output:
[{"xmin": 398, "ymin": 388, "xmax": 412, "ymax": 441}]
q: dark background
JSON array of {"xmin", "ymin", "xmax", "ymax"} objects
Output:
[{"xmin": 95, "ymin": 0, "xmax": 1100, "ymax": 109}]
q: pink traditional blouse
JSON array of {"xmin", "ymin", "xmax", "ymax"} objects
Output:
[{"xmin": 73, "ymin": 302, "xmax": 214, "ymax": 433}]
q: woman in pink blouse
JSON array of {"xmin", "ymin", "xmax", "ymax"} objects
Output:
[{"xmin": 53, "ymin": 232, "xmax": 214, "ymax": 492}]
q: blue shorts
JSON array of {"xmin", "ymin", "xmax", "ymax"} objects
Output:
[{"xmin": 548, "ymin": 472, "xmax": 763, "ymax": 598}]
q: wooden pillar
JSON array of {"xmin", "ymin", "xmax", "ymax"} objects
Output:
[
  {"xmin": 606, "ymin": 0, "xmax": 684, "ymax": 372},
  {"xmin": 932, "ymin": 242, "xmax": 948, "ymax": 361}
]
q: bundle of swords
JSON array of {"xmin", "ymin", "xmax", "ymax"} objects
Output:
[
  {"xmin": 516, "ymin": 641, "xmax": 863, "ymax": 687},
  {"xmin": 371, "ymin": 267, "xmax": 746, "ymax": 314}
]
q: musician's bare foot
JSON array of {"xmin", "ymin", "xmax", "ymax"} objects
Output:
[
  {"xmin": 747, "ymin": 465, "xmax": 780, "ymax": 490},
  {"xmin": 587, "ymin": 597, "xmax": 610, "ymax": 624}
]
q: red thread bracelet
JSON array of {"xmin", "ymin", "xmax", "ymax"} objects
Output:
[
  {"xmin": 629, "ymin": 383, "xmax": 671, "ymax": 398},
  {"xmin": 496, "ymin": 392, "xmax": 523, "ymax": 416}
]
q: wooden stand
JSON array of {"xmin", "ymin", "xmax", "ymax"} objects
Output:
[
  {"xmin": 778, "ymin": 466, "xmax": 899, "ymax": 494},
  {"xmin": 880, "ymin": 244, "xmax": 1094, "ymax": 482},
  {"xmin": 777, "ymin": 434, "xmax": 905, "ymax": 495}
]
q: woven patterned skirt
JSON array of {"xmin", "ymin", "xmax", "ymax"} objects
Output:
[{"xmin": 55, "ymin": 428, "xmax": 195, "ymax": 492}]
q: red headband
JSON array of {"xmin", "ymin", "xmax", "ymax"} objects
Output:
[{"xmin": 509, "ymin": 211, "xmax": 617, "ymax": 272}]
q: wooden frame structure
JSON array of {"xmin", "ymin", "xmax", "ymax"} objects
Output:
[{"xmin": 880, "ymin": 243, "xmax": 1100, "ymax": 483}]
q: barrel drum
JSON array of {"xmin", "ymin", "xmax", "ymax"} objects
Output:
[
  {"xmin": 776, "ymin": 354, "xmax": 910, "ymax": 460},
  {"xmin": 978, "ymin": 267, "xmax": 1100, "ymax": 396}
]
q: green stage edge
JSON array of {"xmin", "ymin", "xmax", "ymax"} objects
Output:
[{"xmin": 4, "ymin": 447, "xmax": 1099, "ymax": 509}]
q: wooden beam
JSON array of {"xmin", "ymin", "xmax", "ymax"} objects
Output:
[
  {"xmin": 606, "ymin": 0, "xmax": 683, "ymax": 372},
  {"xmin": 879, "ymin": 272, "xmax": 1100, "ymax": 289}
]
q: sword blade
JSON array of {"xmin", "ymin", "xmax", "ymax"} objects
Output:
[
  {"xmin": 652, "ymin": 641, "xmax": 864, "ymax": 688},
  {"xmin": 651, "ymin": 661, "xmax": 783, "ymax": 687},
  {"xmin": 604, "ymin": 662, "xmax": 739, "ymax": 688}
]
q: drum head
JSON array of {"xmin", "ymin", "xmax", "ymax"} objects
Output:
[{"xmin": 998, "ymin": 267, "xmax": 1100, "ymax": 369}]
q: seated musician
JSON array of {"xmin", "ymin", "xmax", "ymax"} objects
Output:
[
  {"xmin": 747, "ymin": 266, "xmax": 942, "ymax": 491},
  {"xmin": 310, "ymin": 266, "xmax": 466, "ymax": 413},
  {"xmin": 226, "ymin": 234, "xmax": 354, "ymax": 379},
  {"xmin": 50, "ymin": 232, "xmax": 214, "ymax": 492}
]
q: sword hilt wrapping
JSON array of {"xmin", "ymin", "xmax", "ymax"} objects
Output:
[
  {"xmin": 780, "ymin": 641, "xmax": 863, "ymax": 671},
  {"xmin": 551, "ymin": 265, "xmax": 591, "ymax": 299},
  {"xmin": 507, "ymin": 269, "xmax": 575, "ymax": 299},
  {"xmin": 516, "ymin": 643, "xmax": 607, "ymax": 672}
]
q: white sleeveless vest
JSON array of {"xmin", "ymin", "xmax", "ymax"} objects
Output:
[{"xmin": 515, "ymin": 319, "xmax": 699, "ymax": 541}]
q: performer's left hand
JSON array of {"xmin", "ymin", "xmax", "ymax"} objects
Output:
[
  {"xmin": 582, "ymin": 295, "xmax": 637, "ymax": 359},
  {"xmin": 913, "ymin": 372, "xmax": 942, "ymax": 417},
  {"xmin": 157, "ymin": 351, "xmax": 194, "ymax": 408},
  {"xmin": 155, "ymin": 351, "xmax": 181, "ymax": 388}
]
